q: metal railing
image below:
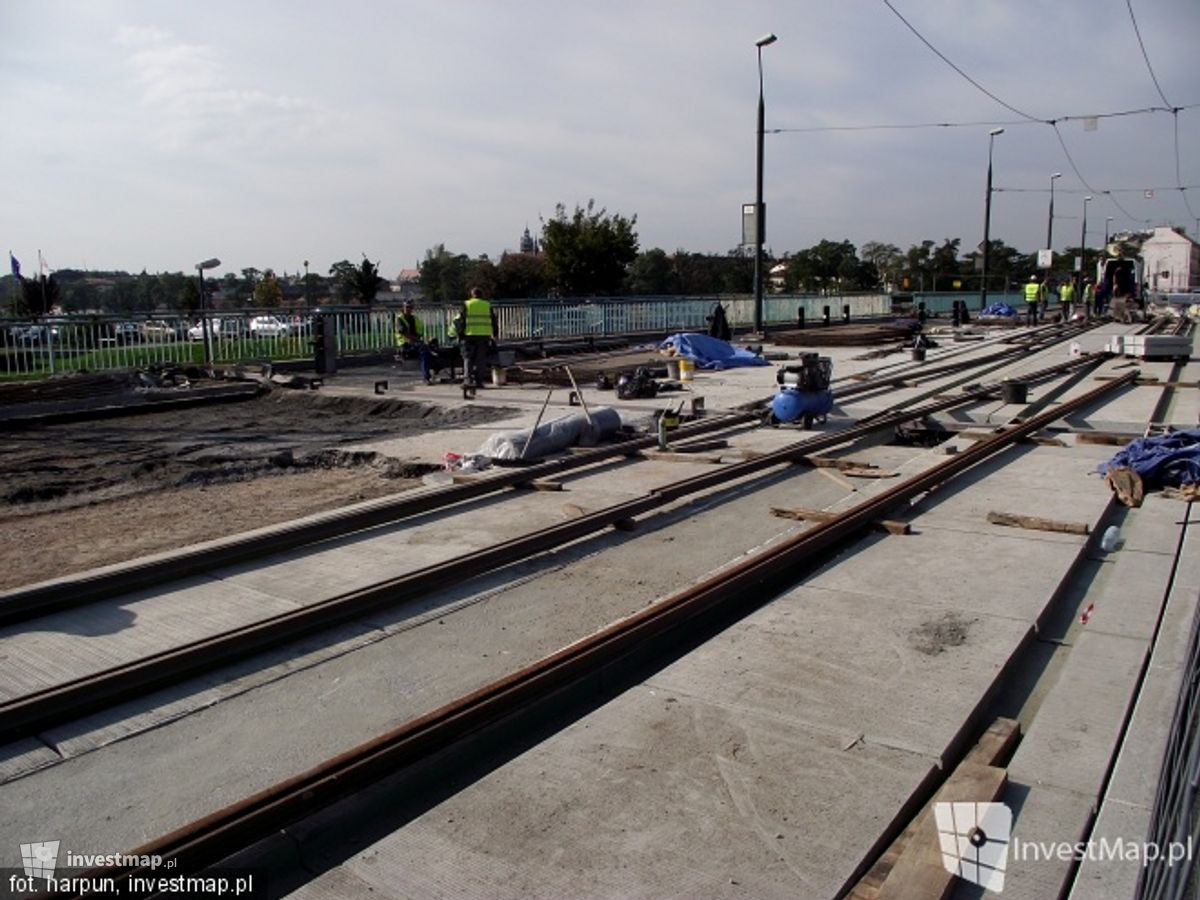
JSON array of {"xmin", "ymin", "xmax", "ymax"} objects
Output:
[{"xmin": 0, "ymin": 293, "xmax": 898, "ymax": 380}]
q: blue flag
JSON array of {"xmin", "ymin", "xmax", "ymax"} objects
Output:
[{"xmin": 9, "ymin": 252, "xmax": 19, "ymax": 278}]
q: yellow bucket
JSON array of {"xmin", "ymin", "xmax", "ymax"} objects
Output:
[{"xmin": 679, "ymin": 358, "xmax": 694, "ymax": 381}]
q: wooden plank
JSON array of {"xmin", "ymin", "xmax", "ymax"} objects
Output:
[
  {"xmin": 842, "ymin": 467, "xmax": 900, "ymax": 479},
  {"xmin": 771, "ymin": 507, "xmax": 910, "ymax": 535},
  {"xmin": 1075, "ymin": 431, "xmax": 1138, "ymax": 446},
  {"xmin": 986, "ymin": 511, "xmax": 1089, "ymax": 535},
  {"xmin": 875, "ymin": 763, "xmax": 1008, "ymax": 900},
  {"xmin": 805, "ymin": 455, "xmax": 880, "ymax": 471},
  {"xmin": 849, "ymin": 719, "xmax": 1019, "ymax": 900},
  {"xmin": 637, "ymin": 449, "xmax": 725, "ymax": 464}
]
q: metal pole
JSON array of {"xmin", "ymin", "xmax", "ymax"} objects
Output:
[
  {"xmin": 199, "ymin": 268, "xmax": 213, "ymax": 368},
  {"xmin": 1046, "ymin": 172, "xmax": 1061, "ymax": 251},
  {"xmin": 752, "ymin": 34, "xmax": 776, "ymax": 336},
  {"xmin": 980, "ymin": 128, "xmax": 1003, "ymax": 310},
  {"xmin": 1078, "ymin": 196, "xmax": 1091, "ymax": 296}
]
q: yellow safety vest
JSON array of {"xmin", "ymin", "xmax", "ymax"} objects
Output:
[
  {"xmin": 1024, "ymin": 283, "xmax": 1040, "ymax": 305},
  {"xmin": 463, "ymin": 298, "xmax": 493, "ymax": 337},
  {"xmin": 1060, "ymin": 284, "xmax": 1074, "ymax": 302},
  {"xmin": 394, "ymin": 312, "xmax": 423, "ymax": 344}
]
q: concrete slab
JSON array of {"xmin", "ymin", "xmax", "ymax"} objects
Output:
[
  {"xmin": 1101, "ymin": 658, "xmax": 1185, "ymax": 813},
  {"xmin": 805, "ymin": 525, "xmax": 1080, "ymax": 623},
  {"xmin": 948, "ymin": 780, "xmax": 1095, "ymax": 900},
  {"xmin": 1083, "ymin": 548, "xmax": 1177, "ymax": 642},
  {"xmin": 1007, "ymin": 631, "xmax": 1146, "ymax": 799},
  {"xmin": 0, "ymin": 738, "xmax": 58, "ymax": 782},
  {"xmin": 1067, "ymin": 798, "xmax": 1156, "ymax": 900},
  {"xmin": 645, "ymin": 585, "xmax": 1031, "ymax": 760},
  {"xmin": 0, "ymin": 579, "xmax": 305, "ymax": 700},
  {"xmin": 316, "ymin": 684, "xmax": 937, "ymax": 900}
]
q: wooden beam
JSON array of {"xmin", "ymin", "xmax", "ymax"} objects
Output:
[
  {"xmin": 986, "ymin": 511, "xmax": 1089, "ymax": 535},
  {"xmin": 1075, "ymin": 431, "xmax": 1138, "ymax": 446},
  {"xmin": 849, "ymin": 719, "xmax": 1019, "ymax": 900},
  {"xmin": 771, "ymin": 506, "xmax": 910, "ymax": 535}
]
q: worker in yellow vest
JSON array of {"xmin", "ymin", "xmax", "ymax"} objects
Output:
[
  {"xmin": 455, "ymin": 287, "xmax": 498, "ymax": 388},
  {"xmin": 1023, "ymin": 276, "xmax": 1042, "ymax": 327},
  {"xmin": 394, "ymin": 300, "xmax": 438, "ymax": 384},
  {"xmin": 1059, "ymin": 280, "xmax": 1075, "ymax": 321}
]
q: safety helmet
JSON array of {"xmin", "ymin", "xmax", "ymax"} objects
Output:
[{"xmin": 1029, "ymin": 275, "xmax": 1038, "ymax": 282}]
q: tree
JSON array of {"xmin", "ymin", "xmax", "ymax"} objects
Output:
[
  {"xmin": 21, "ymin": 274, "xmax": 61, "ymax": 316},
  {"xmin": 861, "ymin": 242, "xmax": 903, "ymax": 290},
  {"xmin": 418, "ymin": 244, "xmax": 470, "ymax": 305},
  {"xmin": 786, "ymin": 240, "xmax": 859, "ymax": 293},
  {"xmin": 494, "ymin": 251, "xmax": 548, "ymax": 299},
  {"xmin": 540, "ymin": 200, "xmax": 639, "ymax": 296},
  {"xmin": 330, "ymin": 257, "xmax": 384, "ymax": 304},
  {"xmin": 626, "ymin": 248, "xmax": 673, "ymax": 295},
  {"xmin": 178, "ymin": 278, "xmax": 200, "ymax": 314},
  {"xmin": 254, "ymin": 269, "xmax": 283, "ymax": 307}
]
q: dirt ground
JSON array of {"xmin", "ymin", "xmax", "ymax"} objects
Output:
[{"xmin": 0, "ymin": 388, "xmax": 515, "ymax": 591}]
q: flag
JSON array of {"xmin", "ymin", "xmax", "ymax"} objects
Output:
[{"xmin": 9, "ymin": 252, "xmax": 19, "ymax": 278}]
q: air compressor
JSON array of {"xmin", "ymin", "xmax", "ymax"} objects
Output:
[{"xmin": 770, "ymin": 352, "xmax": 833, "ymax": 427}]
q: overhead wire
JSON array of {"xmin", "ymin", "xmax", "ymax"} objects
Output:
[
  {"xmin": 878, "ymin": 0, "xmax": 1197, "ymax": 232},
  {"xmin": 1124, "ymin": 0, "xmax": 1197, "ymax": 224}
]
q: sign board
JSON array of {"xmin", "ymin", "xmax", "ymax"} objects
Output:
[
  {"xmin": 1037, "ymin": 249, "xmax": 1054, "ymax": 269},
  {"xmin": 1074, "ymin": 255, "xmax": 1083, "ymax": 272},
  {"xmin": 741, "ymin": 203, "xmax": 763, "ymax": 247}
]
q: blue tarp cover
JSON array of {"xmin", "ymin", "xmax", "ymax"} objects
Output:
[
  {"xmin": 1097, "ymin": 428, "xmax": 1200, "ymax": 487},
  {"xmin": 981, "ymin": 302, "xmax": 1018, "ymax": 317},
  {"xmin": 659, "ymin": 333, "xmax": 770, "ymax": 370}
]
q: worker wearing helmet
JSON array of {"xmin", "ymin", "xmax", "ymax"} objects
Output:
[{"xmin": 1023, "ymin": 276, "xmax": 1042, "ymax": 327}]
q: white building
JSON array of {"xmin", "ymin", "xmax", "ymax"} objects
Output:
[{"xmin": 1140, "ymin": 226, "xmax": 1199, "ymax": 292}]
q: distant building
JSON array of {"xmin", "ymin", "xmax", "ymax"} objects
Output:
[
  {"xmin": 519, "ymin": 226, "xmax": 539, "ymax": 255},
  {"xmin": 1140, "ymin": 226, "xmax": 1200, "ymax": 292},
  {"xmin": 394, "ymin": 267, "xmax": 422, "ymax": 301}
]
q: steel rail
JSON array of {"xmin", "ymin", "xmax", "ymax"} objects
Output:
[
  {"xmin": 0, "ymin": 392, "xmax": 981, "ymax": 742},
  {"xmin": 0, "ymin": 319, "xmax": 1093, "ymax": 621},
  {"xmin": 78, "ymin": 368, "xmax": 1141, "ymax": 897},
  {"xmin": 0, "ymin": 410, "xmax": 757, "ymax": 624},
  {"xmin": 0, "ymin": 321, "xmax": 1091, "ymax": 625},
  {"xmin": 0, "ymin": 352, "xmax": 1112, "ymax": 743}
]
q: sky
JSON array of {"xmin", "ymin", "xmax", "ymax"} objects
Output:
[{"xmin": 3, "ymin": 0, "xmax": 1199, "ymax": 280}]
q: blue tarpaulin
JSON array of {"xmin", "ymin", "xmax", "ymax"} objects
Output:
[
  {"xmin": 659, "ymin": 333, "xmax": 770, "ymax": 370},
  {"xmin": 1097, "ymin": 428, "xmax": 1200, "ymax": 488},
  {"xmin": 981, "ymin": 302, "xmax": 1018, "ymax": 318}
]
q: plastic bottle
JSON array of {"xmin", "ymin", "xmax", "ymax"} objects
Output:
[{"xmin": 1100, "ymin": 525, "xmax": 1120, "ymax": 552}]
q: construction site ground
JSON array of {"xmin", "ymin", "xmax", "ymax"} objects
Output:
[{"xmin": 0, "ymin": 322, "xmax": 1196, "ymax": 899}]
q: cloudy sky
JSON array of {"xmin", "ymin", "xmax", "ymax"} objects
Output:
[{"xmin": 4, "ymin": 0, "xmax": 1198, "ymax": 280}]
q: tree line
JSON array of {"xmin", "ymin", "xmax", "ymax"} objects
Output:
[{"xmin": 5, "ymin": 199, "xmax": 1130, "ymax": 316}]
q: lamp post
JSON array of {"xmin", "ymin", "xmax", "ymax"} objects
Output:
[
  {"xmin": 752, "ymin": 32, "xmax": 777, "ymax": 335},
  {"xmin": 979, "ymin": 127, "xmax": 1004, "ymax": 310},
  {"xmin": 303, "ymin": 259, "xmax": 311, "ymax": 306},
  {"xmin": 196, "ymin": 257, "xmax": 220, "ymax": 368},
  {"xmin": 1103, "ymin": 217, "xmax": 1113, "ymax": 251},
  {"xmin": 1046, "ymin": 172, "xmax": 1062, "ymax": 252},
  {"xmin": 1077, "ymin": 196, "xmax": 1092, "ymax": 296}
]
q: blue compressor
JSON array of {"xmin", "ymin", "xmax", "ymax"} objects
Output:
[{"xmin": 770, "ymin": 353, "xmax": 834, "ymax": 427}]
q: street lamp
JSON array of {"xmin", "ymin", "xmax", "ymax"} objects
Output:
[
  {"xmin": 1078, "ymin": 196, "xmax": 1092, "ymax": 296},
  {"xmin": 1046, "ymin": 172, "xmax": 1062, "ymax": 252},
  {"xmin": 752, "ymin": 32, "xmax": 777, "ymax": 335},
  {"xmin": 980, "ymin": 127, "xmax": 1004, "ymax": 310},
  {"xmin": 303, "ymin": 259, "xmax": 311, "ymax": 306},
  {"xmin": 1103, "ymin": 217, "xmax": 1114, "ymax": 250},
  {"xmin": 196, "ymin": 257, "xmax": 220, "ymax": 368}
]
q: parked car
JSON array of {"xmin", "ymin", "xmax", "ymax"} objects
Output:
[
  {"xmin": 249, "ymin": 315, "xmax": 291, "ymax": 337},
  {"xmin": 141, "ymin": 319, "xmax": 183, "ymax": 341},
  {"xmin": 10, "ymin": 322, "xmax": 63, "ymax": 345},
  {"xmin": 108, "ymin": 322, "xmax": 141, "ymax": 344},
  {"xmin": 187, "ymin": 319, "xmax": 223, "ymax": 341}
]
